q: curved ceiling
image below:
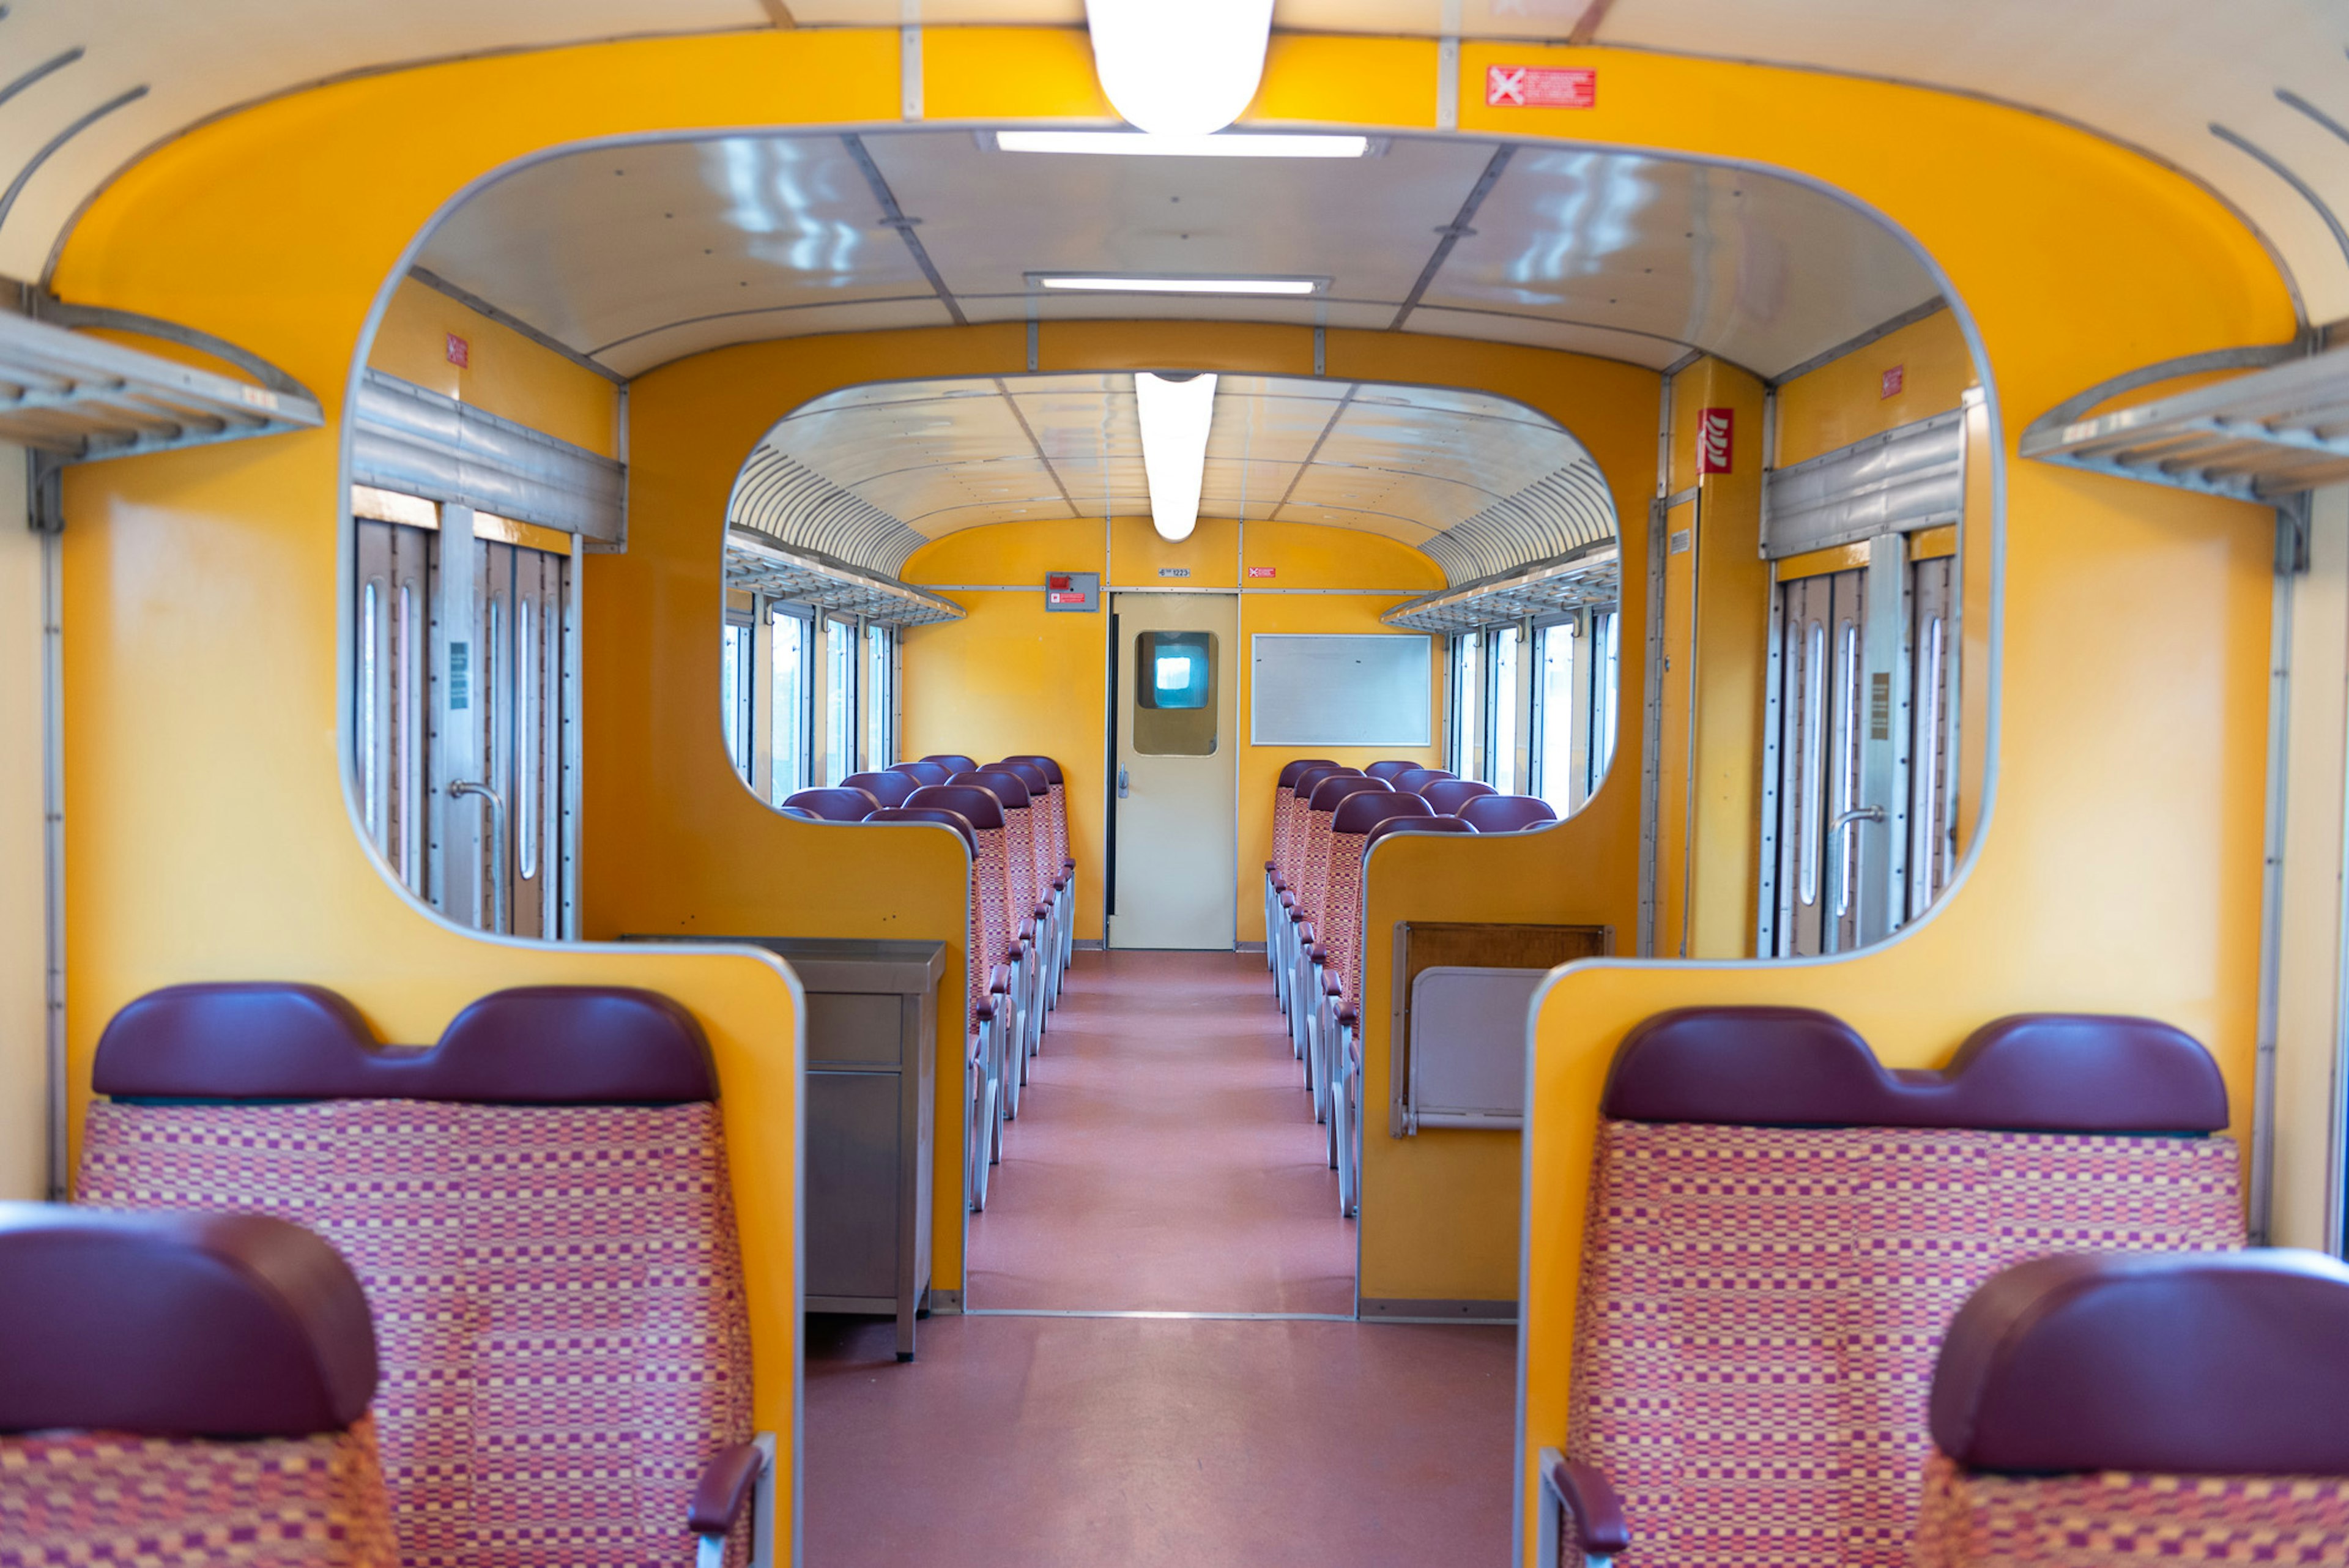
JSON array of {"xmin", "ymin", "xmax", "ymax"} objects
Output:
[
  {"xmin": 729, "ymin": 371, "xmax": 1617, "ymax": 582},
  {"xmin": 411, "ymin": 128, "xmax": 1935, "ymax": 379},
  {"xmin": 0, "ymin": 1, "xmax": 2340, "ymax": 327}
]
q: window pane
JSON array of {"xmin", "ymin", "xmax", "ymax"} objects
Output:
[
  {"xmin": 825, "ymin": 617, "xmax": 855, "ymax": 786},
  {"xmin": 721, "ymin": 623, "xmax": 754, "ymax": 783},
  {"xmin": 770, "ymin": 611, "xmax": 806, "ymax": 803},
  {"xmin": 1539, "ymin": 622, "xmax": 1576, "ymax": 812},
  {"xmin": 1493, "ymin": 625, "xmax": 1520, "ymax": 793},
  {"xmin": 1591, "ymin": 611, "xmax": 1620, "ymax": 798},
  {"xmin": 866, "ymin": 623, "xmax": 892, "ymax": 769},
  {"xmin": 1133, "ymin": 631, "xmax": 1218, "ymax": 754},
  {"xmin": 1453, "ymin": 631, "xmax": 1482, "ymax": 779}
]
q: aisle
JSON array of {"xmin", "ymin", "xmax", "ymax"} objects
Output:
[{"xmin": 804, "ymin": 949, "xmax": 1516, "ymax": 1568}]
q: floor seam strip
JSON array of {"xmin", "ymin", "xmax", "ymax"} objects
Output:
[{"xmin": 961, "ymin": 1308, "xmax": 1357, "ymax": 1322}]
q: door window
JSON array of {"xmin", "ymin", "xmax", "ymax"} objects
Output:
[{"xmin": 1134, "ymin": 631, "xmax": 1218, "ymax": 754}]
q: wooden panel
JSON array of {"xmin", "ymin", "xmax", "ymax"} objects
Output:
[{"xmin": 1389, "ymin": 920, "xmax": 1611, "ymax": 1134}]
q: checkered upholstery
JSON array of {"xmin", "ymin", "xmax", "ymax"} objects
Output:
[
  {"xmin": 1044, "ymin": 782, "xmax": 1071, "ymax": 873},
  {"xmin": 1915, "ymin": 1453, "xmax": 2349, "ymax": 1567},
  {"xmin": 78, "ymin": 1099, "xmax": 752, "ymax": 1568},
  {"xmin": 1271, "ymin": 786, "xmax": 1298, "ymax": 884},
  {"xmin": 1297, "ymin": 808, "xmax": 1336, "ymax": 929},
  {"xmin": 0, "ymin": 1419, "xmax": 398, "ymax": 1568},
  {"xmin": 1324, "ymin": 830, "xmax": 1369, "ymax": 1009},
  {"xmin": 1564, "ymin": 1121, "xmax": 2244, "ymax": 1568},
  {"xmin": 972, "ymin": 825, "xmax": 1014, "ymax": 968},
  {"xmin": 1001, "ymin": 803, "xmax": 1039, "ymax": 927}
]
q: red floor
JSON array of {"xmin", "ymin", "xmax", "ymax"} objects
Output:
[{"xmin": 803, "ymin": 949, "xmax": 1518, "ymax": 1568}]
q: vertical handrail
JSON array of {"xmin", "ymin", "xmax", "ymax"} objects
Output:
[{"xmin": 448, "ymin": 779, "xmax": 508, "ymax": 935}]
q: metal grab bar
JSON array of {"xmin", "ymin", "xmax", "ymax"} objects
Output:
[
  {"xmin": 1830, "ymin": 804, "xmax": 1885, "ymax": 920},
  {"xmin": 448, "ymin": 779, "xmax": 508, "ymax": 935}
]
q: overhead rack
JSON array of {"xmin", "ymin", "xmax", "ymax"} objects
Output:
[
  {"xmin": 1382, "ymin": 544, "xmax": 1620, "ymax": 634},
  {"xmin": 725, "ymin": 527, "xmax": 965, "ymax": 628},
  {"xmin": 2021, "ymin": 343, "xmax": 2348, "ymax": 500},
  {"xmin": 0, "ymin": 305, "xmax": 322, "ymax": 463}
]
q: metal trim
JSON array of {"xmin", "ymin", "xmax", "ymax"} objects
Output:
[
  {"xmin": 1767, "ymin": 297, "xmax": 1948, "ymax": 388},
  {"xmin": 725, "ymin": 526, "xmax": 963, "ymax": 627},
  {"xmin": 1357, "ymin": 1297, "xmax": 1517, "ymax": 1322},
  {"xmin": 406, "ymin": 266, "xmax": 623, "ymax": 384},
  {"xmin": 0, "ymin": 84, "xmax": 147, "ymax": 232},
  {"xmin": 352, "ymin": 368, "xmax": 622, "ymax": 540}
]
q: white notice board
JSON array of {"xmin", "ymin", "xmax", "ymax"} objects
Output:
[{"xmin": 1250, "ymin": 634, "xmax": 1433, "ymax": 747}]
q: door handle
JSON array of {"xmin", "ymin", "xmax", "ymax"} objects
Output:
[
  {"xmin": 1830, "ymin": 806, "xmax": 1885, "ymax": 921},
  {"xmin": 448, "ymin": 779, "xmax": 508, "ymax": 935},
  {"xmin": 1117, "ymin": 767, "xmax": 1130, "ymax": 800}
]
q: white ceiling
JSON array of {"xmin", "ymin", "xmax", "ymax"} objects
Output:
[
  {"xmin": 730, "ymin": 371, "xmax": 1617, "ymax": 581},
  {"xmin": 1, "ymin": 1, "xmax": 2343, "ymax": 330},
  {"xmin": 414, "ymin": 127, "xmax": 1936, "ymax": 378}
]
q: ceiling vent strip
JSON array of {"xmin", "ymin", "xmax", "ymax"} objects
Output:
[
  {"xmin": 351, "ymin": 369, "xmax": 622, "ymax": 542},
  {"xmin": 729, "ymin": 445, "xmax": 929, "ymax": 576},
  {"xmin": 0, "ymin": 307, "xmax": 321, "ymax": 459},
  {"xmin": 1382, "ymin": 544, "xmax": 1622, "ymax": 634},
  {"xmin": 1761, "ymin": 408, "xmax": 1964, "ymax": 560},
  {"xmin": 724, "ymin": 527, "xmax": 963, "ymax": 627},
  {"xmin": 1422, "ymin": 457, "xmax": 1617, "ymax": 584}
]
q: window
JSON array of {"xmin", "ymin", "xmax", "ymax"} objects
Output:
[
  {"xmin": 824, "ymin": 615, "xmax": 856, "ymax": 786},
  {"xmin": 1589, "ymin": 610, "xmax": 1620, "ymax": 801},
  {"xmin": 1134, "ymin": 631, "xmax": 1219, "ymax": 754},
  {"xmin": 1537, "ymin": 620, "xmax": 1577, "ymax": 812},
  {"xmin": 866, "ymin": 622, "xmax": 894, "ymax": 770},
  {"xmin": 721, "ymin": 621, "xmax": 754, "ymax": 784},
  {"xmin": 1492, "ymin": 624, "xmax": 1521, "ymax": 793},
  {"xmin": 1452, "ymin": 630, "xmax": 1483, "ymax": 780},
  {"xmin": 770, "ymin": 606, "xmax": 810, "ymax": 802}
]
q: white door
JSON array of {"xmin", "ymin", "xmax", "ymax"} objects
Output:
[{"xmin": 1109, "ymin": 593, "xmax": 1238, "ymax": 949}]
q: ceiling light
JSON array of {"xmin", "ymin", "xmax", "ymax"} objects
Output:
[
  {"xmin": 1032, "ymin": 273, "xmax": 1323, "ymax": 296},
  {"xmin": 1136, "ymin": 371, "xmax": 1216, "ymax": 543},
  {"xmin": 995, "ymin": 130, "xmax": 1369, "ymax": 158},
  {"xmin": 1084, "ymin": 0, "xmax": 1274, "ymax": 137}
]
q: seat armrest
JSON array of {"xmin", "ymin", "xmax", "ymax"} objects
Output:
[
  {"xmin": 691, "ymin": 1443, "xmax": 763, "ymax": 1536},
  {"xmin": 1539, "ymin": 1451, "xmax": 1628, "ymax": 1564},
  {"xmin": 1032, "ymin": 902, "xmax": 1051, "ymax": 921},
  {"xmin": 989, "ymin": 965, "xmax": 1014, "ymax": 994},
  {"xmin": 973, "ymin": 997, "xmax": 995, "ymax": 1026},
  {"xmin": 1063, "ymin": 856, "xmax": 1077, "ymax": 872},
  {"xmin": 1309, "ymin": 944, "xmax": 1328, "ymax": 964},
  {"xmin": 1337, "ymin": 1007, "xmax": 1357, "ymax": 1028}
]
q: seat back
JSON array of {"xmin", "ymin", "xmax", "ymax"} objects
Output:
[
  {"xmin": 1917, "ymin": 1251, "xmax": 2349, "ymax": 1568},
  {"xmin": 1282, "ymin": 765, "xmax": 1357, "ymax": 887},
  {"xmin": 1326, "ymin": 793, "xmax": 1432, "ymax": 1007},
  {"xmin": 79, "ymin": 984, "xmax": 749, "ymax": 1568},
  {"xmin": 992, "ymin": 760, "xmax": 1057, "ymax": 896},
  {"xmin": 893, "ymin": 760, "xmax": 954, "ymax": 788},
  {"xmin": 1364, "ymin": 814, "xmax": 1477, "ymax": 849},
  {"xmin": 843, "ymin": 770, "xmax": 919, "ymax": 808},
  {"xmin": 1570, "ymin": 1008, "xmax": 2242, "ymax": 1568},
  {"xmin": 1459, "ymin": 793, "xmax": 1557, "ymax": 831},
  {"xmin": 1000, "ymin": 755, "xmax": 1073, "ymax": 877},
  {"xmin": 784, "ymin": 785, "xmax": 880, "ymax": 821},
  {"xmin": 1392, "ymin": 767, "xmax": 1455, "ymax": 795},
  {"xmin": 1422, "ymin": 778, "xmax": 1497, "ymax": 815},
  {"xmin": 921, "ymin": 752, "xmax": 979, "ymax": 773},
  {"xmin": 1270, "ymin": 760, "xmax": 1338, "ymax": 886},
  {"xmin": 0, "ymin": 1203, "xmax": 395, "ymax": 1566},
  {"xmin": 1299, "ymin": 775, "xmax": 1389, "ymax": 927},
  {"xmin": 1363, "ymin": 760, "xmax": 1422, "ymax": 782},
  {"xmin": 911, "ymin": 784, "xmax": 1012, "ymax": 980},
  {"xmin": 870, "ymin": 806, "xmax": 984, "ymax": 1022},
  {"xmin": 953, "ymin": 771, "xmax": 1038, "ymax": 926}
]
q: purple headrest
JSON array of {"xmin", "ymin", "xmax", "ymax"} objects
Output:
[
  {"xmin": 1366, "ymin": 814, "xmax": 1478, "ymax": 849},
  {"xmin": 867, "ymin": 804, "xmax": 978, "ymax": 852},
  {"xmin": 1931, "ymin": 1250, "xmax": 2349, "ymax": 1477},
  {"xmin": 1001, "ymin": 754, "xmax": 1065, "ymax": 786},
  {"xmin": 991, "ymin": 760, "xmax": 1051, "ymax": 795},
  {"xmin": 1393, "ymin": 767, "xmax": 1455, "ymax": 795},
  {"xmin": 1601, "ymin": 1007, "xmax": 2228, "ymax": 1132},
  {"xmin": 922, "ymin": 754, "xmax": 979, "ymax": 774},
  {"xmin": 0, "ymin": 1204, "xmax": 377, "ymax": 1437},
  {"xmin": 1278, "ymin": 758, "xmax": 1340, "ymax": 789},
  {"xmin": 780, "ymin": 806, "xmax": 818, "ymax": 820},
  {"xmin": 95, "ymin": 983, "xmax": 717, "ymax": 1104},
  {"xmin": 952, "ymin": 768, "xmax": 1031, "ymax": 809},
  {"xmin": 1422, "ymin": 778, "xmax": 1499, "ymax": 814},
  {"xmin": 1333, "ymin": 790, "xmax": 1433, "ymax": 836},
  {"xmin": 784, "ymin": 786, "xmax": 880, "ymax": 822},
  {"xmin": 843, "ymin": 771, "xmax": 918, "ymax": 808},
  {"xmin": 1363, "ymin": 760, "xmax": 1422, "ymax": 782},
  {"xmin": 1308, "ymin": 774, "xmax": 1390, "ymax": 812},
  {"xmin": 1460, "ymin": 794, "xmax": 1559, "ymax": 832},
  {"xmin": 893, "ymin": 761, "xmax": 954, "ymax": 789},
  {"xmin": 907, "ymin": 783, "xmax": 1005, "ymax": 830},
  {"xmin": 1292, "ymin": 764, "xmax": 1360, "ymax": 801}
]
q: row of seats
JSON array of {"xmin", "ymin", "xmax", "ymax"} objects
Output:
[
  {"xmin": 1260, "ymin": 758, "xmax": 1560, "ymax": 1217},
  {"xmin": 784, "ymin": 752, "xmax": 1075, "ymax": 1211},
  {"xmin": 1534, "ymin": 1006, "xmax": 2349, "ymax": 1568},
  {"xmin": 16, "ymin": 981, "xmax": 769, "ymax": 1568}
]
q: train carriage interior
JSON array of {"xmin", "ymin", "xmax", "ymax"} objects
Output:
[{"xmin": 5, "ymin": 3, "xmax": 2349, "ymax": 1566}]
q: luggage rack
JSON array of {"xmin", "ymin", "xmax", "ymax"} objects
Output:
[
  {"xmin": 2020, "ymin": 342, "xmax": 2345, "ymax": 501},
  {"xmin": 1381, "ymin": 543, "xmax": 1620, "ymax": 634},
  {"xmin": 725, "ymin": 526, "xmax": 965, "ymax": 627},
  {"xmin": 1, "ymin": 299, "xmax": 324, "ymax": 532}
]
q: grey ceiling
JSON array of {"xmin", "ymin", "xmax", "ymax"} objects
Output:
[
  {"xmin": 412, "ymin": 127, "xmax": 1939, "ymax": 379},
  {"xmin": 729, "ymin": 371, "xmax": 1617, "ymax": 583}
]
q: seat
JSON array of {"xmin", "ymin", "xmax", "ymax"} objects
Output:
[
  {"xmin": 990, "ymin": 760, "xmax": 1066, "ymax": 1006},
  {"xmin": 1391, "ymin": 767, "xmax": 1455, "ymax": 796},
  {"xmin": 953, "ymin": 770, "xmax": 1051, "ymax": 1068},
  {"xmin": 1458, "ymin": 793, "xmax": 1557, "ymax": 831},
  {"xmin": 1290, "ymin": 773, "xmax": 1391, "ymax": 1090},
  {"xmin": 1362, "ymin": 760, "xmax": 1423, "ymax": 782},
  {"xmin": 1539, "ymin": 1009, "xmax": 2243, "ymax": 1568},
  {"xmin": 1918, "ymin": 1250, "xmax": 2349, "ymax": 1568},
  {"xmin": 842, "ymin": 770, "xmax": 919, "ymax": 808},
  {"xmin": 784, "ymin": 786, "xmax": 880, "ymax": 821},
  {"xmin": 76, "ymin": 983, "xmax": 773, "ymax": 1568},
  {"xmin": 1318, "ymin": 790, "xmax": 1434, "ymax": 1215},
  {"xmin": 892, "ymin": 760, "xmax": 955, "ymax": 789},
  {"xmin": 1364, "ymin": 814, "xmax": 1477, "ymax": 848},
  {"xmin": 0, "ymin": 1202, "xmax": 395, "ymax": 1567},
  {"xmin": 1420, "ymin": 778, "xmax": 1497, "ymax": 816},
  {"xmin": 920, "ymin": 753, "xmax": 978, "ymax": 774},
  {"xmin": 1265, "ymin": 759, "xmax": 1338, "ymax": 985},
  {"xmin": 869, "ymin": 804, "xmax": 998, "ymax": 1211},
  {"xmin": 999, "ymin": 754, "xmax": 1077, "ymax": 987},
  {"xmin": 907, "ymin": 782, "xmax": 1028, "ymax": 1145},
  {"xmin": 1275, "ymin": 765, "xmax": 1358, "ymax": 1033}
]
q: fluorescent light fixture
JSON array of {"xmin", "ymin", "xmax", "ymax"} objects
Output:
[
  {"xmin": 1032, "ymin": 273, "xmax": 1323, "ymax": 296},
  {"xmin": 1135, "ymin": 371, "xmax": 1217, "ymax": 543},
  {"xmin": 995, "ymin": 130, "xmax": 1370, "ymax": 158},
  {"xmin": 1084, "ymin": 0, "xmax": 1274, "ymax": 138}
]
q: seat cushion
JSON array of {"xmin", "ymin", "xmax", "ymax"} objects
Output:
[
  {"xmin": 1915, "ymin": 1452, "xmax": 2349, "ymax": 1568},
  {"xmin": 80, "ymin": 1099, "xmax": 751, "ymax": 1568},
  {"xmin": 0, "ymin": 1418, "xmax": 396, "ymax": 1567}
]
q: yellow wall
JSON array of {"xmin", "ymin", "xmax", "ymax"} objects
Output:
[
  {"xmin": 1776, "ymin": 307, "xmax": 1978, "ymax": 468},
  {"xmin": 1479, "ymin": 40, "xmax": 2294, "ymax": 1561},
  {"xmin": 368, "ymin": 277, "xmax": 618, "ymax": 458}
]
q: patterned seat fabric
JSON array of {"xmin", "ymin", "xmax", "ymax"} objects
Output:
[
  {"xmin": 1564, "ymin": 1008, "xmax": 2244, "ymax": 1568},
  {"xmin": 76, "ymin": 985, "xmax": 752, "ymax": 1568},
  {"xmin": 1915, "ymin": 1249, "xmax": 2349, "ymax": 1568},
  {"xmin": 0, "ymin": 1204, "xmax": 396, "ymax": 1568}
]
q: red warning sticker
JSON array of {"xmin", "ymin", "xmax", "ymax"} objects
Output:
[
  {"xmin": 1697, "ymin": 407, "xmax": 1734, "ymax": 475},
  {"xmin": 1247, "ymin": 566, "xmax": 1276, "ymax": 579},
  {"xmin": 1485, "ymin": 65, "xmax": 1596, "ymax": 109}
]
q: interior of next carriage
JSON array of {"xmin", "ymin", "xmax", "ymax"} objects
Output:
[{"xmin": 6, "ymin": 5, "xmax": 2349, "ymax": 1567}]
